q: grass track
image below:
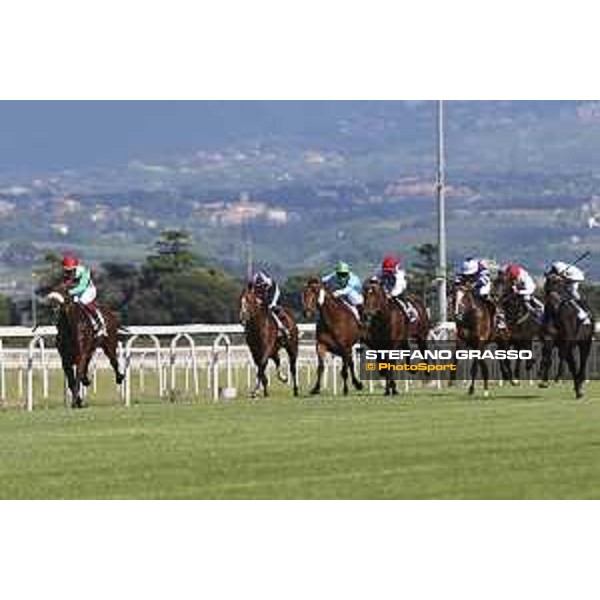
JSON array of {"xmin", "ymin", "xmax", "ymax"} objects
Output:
[{"xmin": 0, "ymin": 383, "xmax": 599, "ymax": 499}]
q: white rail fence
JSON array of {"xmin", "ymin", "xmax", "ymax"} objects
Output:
[{"xmin": 0, "ymin": 322, "xmax": 596, "ymax": 411}]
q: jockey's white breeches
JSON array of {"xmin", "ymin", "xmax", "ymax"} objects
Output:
[
  {"xmin": 73, "ymin": 284, "xmax": 97, "ymax": 305},
  {"xmin": 514, "ymin": 274, "xmax": 536, "ymax": 298},
  {"xmin": 342, "ymin": 290, "xmax": 364, "ymax": 306},
  {"xmin": 477, "ymin": 282, "xmax": 491, "ymax": 297}
]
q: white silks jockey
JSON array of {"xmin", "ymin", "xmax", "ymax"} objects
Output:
[
  {"xmin": 457, "ymin": 257, "xmax": 506, "ymax": 329},
  {"xmin": 378, "ymin": 255, "xmax": 418, "ymax": 323},
  {"xmin": 547, "ymin": 261, "xmax": 592, "ymax": 324},
  {"xmin": 62, "ymin": 254, "xmax": 108, "ymax": 337},
  {"xmin": 252, "ymin": 270, "xmax": 289, "ymax": 337},
  {"xmin": 458, "ymin": 257, "xmax": 492, "ymax": 298},
  {"xmin": 503, "ymin": 262, "xmax": 544, "ymax": 319}
]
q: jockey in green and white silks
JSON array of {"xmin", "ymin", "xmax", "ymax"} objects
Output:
[
  {"xmin": 322, "ymin": 261, "xmax": 363, "ymax": 321},
  {"xmin": 62, "ymin": 254, "xmax": 107, "ymax": 337}
]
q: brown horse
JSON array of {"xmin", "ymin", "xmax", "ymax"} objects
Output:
[
  {"xmin": 362, "ymin": 278, "xmax": 431, "ymax": 395},
  {"xmin": 46, "ymin": 287, "xmax": 125, "ymax": 408},
  {"xmin": 302, "ymin": 276, "xmax": 363, "ymax": 395},
  {"xmin": 239, "ymin": 285, "xmax": 299, "ymax": 398},
  {"xmin": 450, "ymin": 279, "xmax": 495, "ymax": 396},
  {"xmin": 539, "ymin": 274, "xmax": 594, "ymax": 399},
  {"xmin": 493, "ymin": 273, "xmax": 544, "ymax": 384}
]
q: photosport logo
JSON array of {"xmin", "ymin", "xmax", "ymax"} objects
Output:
[{"xmin": 357, "ymin": 341, "xmax": 600, "ymax": 381}]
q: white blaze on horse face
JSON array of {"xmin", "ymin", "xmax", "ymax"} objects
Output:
[
  {"xmin": 454, "ymin": 288, "xmax": 464, "ymax": 315},
  {"xmin": 46, "ymin": 291, "xmax": 65, "ymax": 305},
  {"xmin": 317, "ymin": 287, "xmax": 325, "ymax": 306}
]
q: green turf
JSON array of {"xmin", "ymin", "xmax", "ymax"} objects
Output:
[{"xmin": 0, "ymin": 380, "xmax": 599, "ymax": 499}]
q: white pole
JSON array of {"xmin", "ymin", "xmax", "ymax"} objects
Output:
[{"xmin": 436, "ymin": 100, "xmax": 448, "ymax": 324}]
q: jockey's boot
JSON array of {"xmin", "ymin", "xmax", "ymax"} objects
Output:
[
  {"xmin": 271, "ymin": 306, "xmax": 289, "ymax": 339},
  {"xmin": 526, "ymin": 297, "xmax": 545, "ymax": 321},
  {"xmin": 395, "ymin": 296, "xmax": 418, "ymax": 323},
  {"xmin": 569, "ymin": 298, "xmax": 591, "ymax": 325},
  {"xmin": 85, "ymin": 302, "xmax": 107, "ymax": 337}
]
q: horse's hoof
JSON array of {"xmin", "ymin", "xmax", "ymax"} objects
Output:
[
  {"xmin": 468, "ymin": 387, "xmax": 475, "ymax": 396},
  {"xmin": 116, "ymin": 373, "xmax": 125, "ymax": 385},
  {"xmin": 483, "ymin": 390, "xmax": 490, "ymax": 399},
  {"xmin": 538, "ymin": 382, "xmax": 549, "ymax": 389},
  {"xmin": 81, "ymin": 376, "xmax": 92, "ymax": 387},
  {"xmin": 293, "ymin": 389, "xmax": 299, "ymax": 397},
  {"xmin": 576, "ymin": 391, "xmax": 584, "ymax": 400},
  {"xmin": 510, "ymin": 379, "xmax": 519, "ymax": 387},
  {"xmin": 310, "ymin": 388, "xmax": 320, "ymax": 396},
  {"xmin": 391, "ymin": 388, "xmax": 399, "ymax": 396}
]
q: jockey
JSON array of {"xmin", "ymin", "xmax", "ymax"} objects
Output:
[
  {"xmin": 457, "ymin": 257, "xmax": 506, "ymax": 329},
  {"xmin": 546, "ymin": 261, "xmax": 591, "ymax": 324},
  {"xmin": 378, "ymin": 255, "xmax": 417, "ymax": 323},
  {"xmin": 322, "ymin": 261, "xmax": 363, "ymax": 321},
  {"xmin": 252, "ymin": 269, "xmax": 288, "ymax": 335},
  {"xmin": 62, "ymin": 254, "xmax": 107, "ymax": 337},
  {"xmin": 457, "ymin": 257, "xmax": 492, "ymax": 299},
  {"xmin": 503, "ymin": 262, "xmax": 544, "ymax": 318}
]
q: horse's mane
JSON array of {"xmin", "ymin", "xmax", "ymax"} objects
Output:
[{"xmin": 307, "ymin": 276, "xmax": 321, "ymax": 286}]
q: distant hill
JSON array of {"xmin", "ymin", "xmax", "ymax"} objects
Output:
[{"xmin": 0, "ymin": 101, "xmax": 599, "ymax": 291}]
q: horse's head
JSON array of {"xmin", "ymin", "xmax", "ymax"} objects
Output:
[
  {"xmin": 239, "ymin": 285, "xmax": 263, "ymax": 326},
  {"xmin": 544, "ymin": 273, "xmax": 566, "ymax": 298},
  {"xmin": 362, "ymin": 277, "xmax": 386, "ymax": 319},
  {"xmin": 452, "ymin": 278, "xmax": 475, "ymax": 323},
  {"xmin": 302, "ymin": 276, "xmax": 325, "ymax": 319}
]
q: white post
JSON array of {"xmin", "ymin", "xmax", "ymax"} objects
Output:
[{"xmin": 0, "ymin": 339, "xmax": 5, "ymax": 402}]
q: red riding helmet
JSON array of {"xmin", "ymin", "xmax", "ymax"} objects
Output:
[
  {"xmin": 382, "ymin": 255, "xmax": 400, "ymax": 273},
  {"xmin": 506, "ymin": 263, "xmax": 521, "ymax": 280},
  {"xmin": 62, "ymin": 254, "xmax": 79, "ymax": 269}
]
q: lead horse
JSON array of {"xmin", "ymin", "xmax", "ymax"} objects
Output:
[
  {"xmin": 302, "ymin": 277, "xmax": 363, "ymax": 395},
  {"xmin": 450, "ymin": 279, "xmax": 495, "ymax": 396},
  {"xmin": 239, "ymin": 285, "xmax": 299, "ymax": 398},
  {"xmin": 46, "ymin": 287, "xmax": 125, "ymax": 408}
]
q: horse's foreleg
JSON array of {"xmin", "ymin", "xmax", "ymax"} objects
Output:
[
  {"xmin": 272, "ymin": 352, "xmax": 288, "ymax": 384},
  {"xmin": 340, "ymin": 360, "xmax": 349, "ymax": 395},
  {"xmin": 469, "ymin": 358, "xmax": 478, "ymax": 396},
  {"xmin": 481, "ymin": 359, "xmax": 490, "ymax": 398},
  {"xmin": 575, "ymin": 340, "xmax": 592, "ymax": 399},
  {"xmin": 102, "ymin": 339, "xmax": 125, "ymax": 385},
  {"xmin": 347, "ymin": 352, "xmax": 363, "ymax": 391},
  {"xmin": 310, "ymin": 342, "xmax": 327, "ymax": 395},
  {"xmin": 61, "ymin": 358, "xmax": 79, "ymax": 408},
  {"xmin": 286, "ymin": 345, "xmax": 299, "ymax": 397}
]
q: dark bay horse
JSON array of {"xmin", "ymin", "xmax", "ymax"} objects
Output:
[
  {"xmin": 362, "ymin": 278, "xmax": 431, "ymax": 395},
  {"xmin": 302, "ymin": 277, "xmax": 363, "ymax": 395},
  {"xmin": 451, "ymin": 279, "xmax": 495, "ymax": 396},
  {"xmin": 239, "ymin": 285, "xmax": 299, "ymax": 398},
  {"xmin": 493, "ymin": 274, "xmax": 543, "ymax": 384},
  {"xmin": 46, "ymin": 288, "xmax": 125, "ymax": 408},
  {"xmin": 539, "ymin": 274, "xmax": 594, "ymax": 399}
]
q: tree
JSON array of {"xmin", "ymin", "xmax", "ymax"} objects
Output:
[
  {"xmin": 408, "ymin": 243, "xmax": 437, "ymax": 306},
  {"xmin": 146, "ymin": 229, "xmax": 197, "ymax": 274}
]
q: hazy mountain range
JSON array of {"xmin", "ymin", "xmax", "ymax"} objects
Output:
[{"xmin": 0, "ymin": 101, "xmax": 599, "ymax": 290}]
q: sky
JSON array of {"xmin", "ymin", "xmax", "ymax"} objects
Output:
[{"xmin": 0, "ymin": 101, "xmax": 370, "ymax": 174}]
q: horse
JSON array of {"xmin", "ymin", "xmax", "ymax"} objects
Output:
[
  {"xmin": 362, "ymin": 278, "xmax": 431, "ymax": 395},
  {"xmin": 450, "ymin": 279, "xmax": 495, "ymax": 396},
  {"xmin": 301, "ymin": 276, "xmax": 363, "ymax": 395},
  {"xmin": 493, "ymin": 274, "xmax": 544, "ymax": 384},
  {"xmin": 239, "ymin": 285, "xmax": 299, "ymax": 398},
  {"xmin": 538, "ymin": 274, "xmax": 594, "ymax": 399},
  {"xmin": 46, "ymin": 287, "xmax": 125, "ymax": 408}
]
